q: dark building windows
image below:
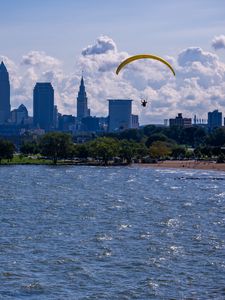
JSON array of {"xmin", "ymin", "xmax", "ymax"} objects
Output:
[{"xmin": 33, "ymin": 83, "xmax": 54, "ymax": 131}]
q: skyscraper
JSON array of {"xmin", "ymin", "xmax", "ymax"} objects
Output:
[
  {"xmin": 77, "ymin": 76, "xmax": 90, "ymax": 119},
  {"xmin": 33, "ymin": 82, "xmax": 54, "ymax": 131},
  {"xmin": 0, "ymin": 62, "xmax": 10, "ymax": 124},
  {"xmin": 108, "ymin": 99, "xmax": 132, "ymax": 132}
]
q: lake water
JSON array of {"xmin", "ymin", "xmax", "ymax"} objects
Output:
[{"xmin": 0, "ymin": 165, "xmax": 225, "ymax": 299}]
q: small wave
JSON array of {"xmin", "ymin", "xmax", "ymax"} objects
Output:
[
  {"xmin": 170, "ymin": 186, "xmax": 181, "ymax": 190},
  {"xmin": 215, "ymin": 192, "xmax": 225, "ymax": 198},
  {"xmin": 21, "ymin": 282, "xmax": 45, "ymax": 294},
  {"xmin": 119, "ymin": 224, "xmax": 132, "ymax": 230},
  {"xmin": 96, "ymin": 234, "xmax": 113, "ymax": 241},
  {"xmin": 166, "ymin": 218, "xmax": 180, "ymax": 228},
  {"xmin": 169, "ymin": 245, "xmax": 184, "ymax": 255},
  {"xmin": 147, "ymin": 281, "xmax": 159, "ymax": 290},
  {"xmin": 139, "ymin": 232, "xmax": 151, "ymax": 239},
  {"xmin": 176, "ymin": 176, "xmax": 225, "ymax": 181}
]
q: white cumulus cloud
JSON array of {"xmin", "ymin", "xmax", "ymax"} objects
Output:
[
  {"xmin": 82, "ymin": 35, "xmax": 117, "ymax": 56},
  {"xmin": 212, "ymin": 35, "xmax": 225, "ymax": 50},
  {"xmin": 21, "ymin": 51, "xmax": 61, "ymax": 67}
]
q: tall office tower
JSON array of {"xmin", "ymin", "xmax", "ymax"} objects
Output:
[
  {"xmin": 33, "ymin": 82, "xmax": 54, "ymax": 131},
  {"xmin": 77, "ymin": 76, "xmax": 90, "ymax": 119},
  {"xmin": 0, "ymin": 62, "xmax": 10, "ymax": 124},
  {"xmin": 108, "ymin": 99, "xmax": 132, "ymax": 132},
  {"xmin": 208, "ymin": 109, "xmax": 222, "ymax": 131}
]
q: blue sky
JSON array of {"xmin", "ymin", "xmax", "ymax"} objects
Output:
[
  {"xmin": 1, "ymin": 0, "xmax": 225, "ymax": 124},
  {"xmin": 1, "ymin": 0, "xmax": 225, "ymax": 70}
]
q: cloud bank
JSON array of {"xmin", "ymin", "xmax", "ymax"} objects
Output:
[{"xmin": 1, "ymin": 35, "xmax": 225, "ymax": 124}]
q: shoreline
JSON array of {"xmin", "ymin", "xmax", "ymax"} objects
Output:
[
  {"xmin": 138, "ymin": 160, "xmax": 225, "ymax": 172},
  {"xmin": 1, "ymin": 160, "xmax": 225, "ymax": 172}
]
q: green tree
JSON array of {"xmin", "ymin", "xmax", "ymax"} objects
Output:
[
  {"xmin": 217, "ymin": 154, "xmax": 225, "ymax": 163},
  {"xmin": 39, "ymin": 132, "xmax": 74, "ymax": 164},
  {"xmin": 135, "ymin": 143, "xmax": 149, "ymax": 159},
  {"xmin": 20, "ymin": 141, "xmax": 39, "ymax": 155},
  {"xmin": 143, "ymin": 125, "xmax": 157, "ymax": 137},
  {"xmin": 145, "ymin": 133, "xmax": 175, "ymax": 148},
  {"xmin": 118, "ymin": 140, "xmax": 137, "ymax": 164},
  {"xmin": 73, "ymin": 144, "xmax": 89, "ymax": 160},
  {"xmin": 206, "ymin": 128, "xmax": 225, "ymax": 147},
  {"xmin": 193, "ymin": 127, "xmax": 207, "ymax": 146},
  {"xmin": 149, "ymin": 141, "xmax": 172, "ymax": 159},
  {"xmin": 171, "ymin": 145, "xmax": 186, "ymax": 159},
  {"xmin": 0, "ymin": 139, "xmax": 15, "ymax": 163},
  {"xmin": 118, "ymin": 129, "xmax": 144, "ymax": 142},
  {"xmin": 88, "ymin": 137, "xmax": 119, "ymax": 165}
]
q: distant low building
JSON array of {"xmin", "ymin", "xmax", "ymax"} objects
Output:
[
  {"xmin": 208, "ymin": 109, "xmax": 222, "ymax": 131},
  {"xmin": 0, "ymin": 124, "xmax": 22, "ymax": 137},
  {"xmin": 81, "ymin": 116, "xmax": 100, "ymax": 132},
  {"xmin": 169, "ymin": 113, "xmax": 192, "ymax": 127},
  {"xmin": 58, "ymin": 114, "xmax": 75, "ymax": 132},
  {"xmin": 11, "ymin": 104, "xmax": 29, "ymax": 125}
]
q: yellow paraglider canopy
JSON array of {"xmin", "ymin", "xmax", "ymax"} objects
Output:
[{"xmin": 116, "ymin": 54, "xmax": 175, "ymax": 76}]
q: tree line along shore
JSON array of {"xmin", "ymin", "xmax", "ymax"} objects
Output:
[{"xmin": 1, "ymin": 125, "xmax": 225, "ymax": 166}]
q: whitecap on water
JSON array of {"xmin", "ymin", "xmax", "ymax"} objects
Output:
[
  {"xmin": 215, "ymin": 192, "xmax": 225, "ymax": 198},
  {"xmin": 183, "ymin": 202, "xmax": 192, "ymax": 207},
  {"xmin": 166, "ymin": 218, "xmax": 180, "ymax": 228},
  {"xmin": 96, "ymin": 234, "xmax": 113, "ymax": 241},
  {"xmin": 156, "ymin": 169, "xmax": 180, "ymax": 174},
  {"xmin": 147, "ymin": 281, "xmax": 159, "ymax": 290},
  {"xmin": 169, "ymin": 245, "xmax": 184, "ymax": 255},
  {"xmin": 119, "ymin": 224, "xmax": 132, "ymax": 230},
  {"xmin": 170, "ymin": 186, "xmax": 181, "ymax": 190},
  {"xmin": 139, "ymin": 232, "xmax": 151, "ymax": 239}
]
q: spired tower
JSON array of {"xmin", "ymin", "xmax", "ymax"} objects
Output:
[
  {"xmin": 77, "ymin": 76, "xmax": 90, "ymax": 119},
  {"xmin": 0, "ymin": 62, "xmax": 10, "ymax": 124}
]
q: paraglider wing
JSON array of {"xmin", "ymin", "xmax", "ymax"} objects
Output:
[{"xmin": 116, "ymin": 54, "xmax": 175, "ymax": 76}]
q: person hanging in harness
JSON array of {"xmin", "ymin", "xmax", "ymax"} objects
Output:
[{"xmin": 141, "ymin": 99, "xmax": 148, "ymax": 107}]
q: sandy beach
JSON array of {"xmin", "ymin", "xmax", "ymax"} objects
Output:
[{"xmin": 139, "ymin": 160, "xmax": 225, "ymax": 172}]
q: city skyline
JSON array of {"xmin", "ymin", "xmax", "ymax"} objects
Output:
[
  {"xmin": 0, "ymin": 59, "xmax": 224, "ymax": 130},
  {"xmin": 0, "ymin": 1, "xmax": 225, "ymax": 124}
]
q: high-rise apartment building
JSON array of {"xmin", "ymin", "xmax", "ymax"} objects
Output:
[
  {"xmin": 0, "ymin": 62, "xmax": 10, "ymax": 124},
  {"xmin": 33, "ymin": 82, "xmax": 54, "ymax": 131},
  {"xmin": 208, "ymin": 109, "xmax": 222, "ymax": 131}
]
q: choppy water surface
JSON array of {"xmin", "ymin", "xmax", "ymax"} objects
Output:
[{"xmin": 0, "ymin": 165, "xmax": 225, "ymax": 299}]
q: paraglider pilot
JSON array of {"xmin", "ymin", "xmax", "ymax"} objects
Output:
[{"xmin": 141, "ymin": 99, "xmax": 147, "ymax": 107}]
